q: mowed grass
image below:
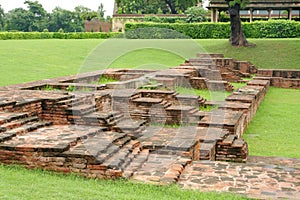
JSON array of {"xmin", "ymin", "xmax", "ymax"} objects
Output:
[
  {"xmin": 199, "ymin": 38, "xmax": 300, "ymax": 69},
  {"xmin": 0, "ymin": 39, "xmax": 300, "ymax": 86},
  {"xmin": 0, "ymin": 165, "xmax": 248, "ymax": 200},
  {"xmin": 0, "ymin": 39, "xmax": 101, "ymax": 86},
  {"xmin": 243, "ymin": 87, "xmax": 300, "ymax": 158},
  {"xmin": 108, "ymin": 48, "xmax": 184, "ymax": 70}
]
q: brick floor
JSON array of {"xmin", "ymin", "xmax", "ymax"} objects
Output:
[{"xmin": 179, "ymin": 157, "xmax": 300, "ymax": 199}]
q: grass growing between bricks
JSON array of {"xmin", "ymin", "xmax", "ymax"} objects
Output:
[
  {"xmin": 0, "ymin": 165, "xmax": 249, "ymax": 200},
  {"xmin": 175, "ymin": 87, "xmax": 231, "ymax": 101},
  {"xmin": 243, "ymin": 87, "xmax": 300, "ymax": 158}
]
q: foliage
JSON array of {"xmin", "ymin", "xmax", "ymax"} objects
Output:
[
  {"xmin": 116, "ymin": 0, "xmax": 200, "ymax": 14},
  {"xmin": 0, "ymin": 32, "xmax": 123, "ymax": 40},
  {"xmin": 98, "ymin": 76, "xmax": 118, "ymax": 84},
  {"xmin": 125, "ymin": 22, "xmax": 231, "ymax": 39},
  {"xmin": 185, "ymin": 6, "xmax": 208, "ymax": 23},
  {"xmin": 125, "ymin": 20, "xmax": 300, "ymax": 39},
  {"xmin": 2, "ymin": 2, "xmax": 109, "ymax": 32},
  {"xmin": 0, "ymin": 4, "xmax": 4, "ymax": 30},
  {"xmin": 48, "ymin": 7, "xmax": 83, "ymax": 32},
  {"xmin": 175, "ymin": 87, "xmax": 232, "ymax": 101},
  {"xmin": 228, "ymin": 0, "xmax": 249, "ymax": 9},
  {"xmin": 243, "ymin": 20, "xmax": 300, "ymax": 38},
  {"xmin": 143, "ymin": 16, "xmax": 186, "ymax": 23}
]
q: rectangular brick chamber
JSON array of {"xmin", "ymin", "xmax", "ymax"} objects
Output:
[{"xmin": 0, "ymin": 53, "xmax": 275, "ymax": 180}]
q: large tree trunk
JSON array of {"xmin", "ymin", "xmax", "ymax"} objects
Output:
[
  {"xmin": 165, "ymin": 0, "xmax": 177, "ymax": 14},
  {"xmin": 228, "ymin": 2, "xmax": 255, "ymax": 46}
]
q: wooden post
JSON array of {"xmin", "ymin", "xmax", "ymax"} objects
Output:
[
  {"xmin": 249, "ymin": 8, "xmax": 253, "ymax": 22},
  {"xmin": 211, "ymin": 9, "xmax": 215, "ymax": 22},
  {"xmin": 268, "ymin": 9, "xmax": 272, "ymax": 20},
  {"xmin": 288, "ymin": 8, "xmax": 293, "ymax": 20}
]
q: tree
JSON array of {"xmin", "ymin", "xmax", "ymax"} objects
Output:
[
  {"xmin": 226, "ymin": 0, "xmax": 255, "ymax": 46},
  {"xmin": 24, "ymin": 0, "xmax": 48, "ymax": 31},
  {"xmin": 5, "ymin": 8, "xmax": 31, "ymax": 31},
  {"xmin": 75, "ymin": 6, "xmax": 97, "ymax": 21},
  {"xmin": 48, "ymin": 7, "xmax": 83, "ymax": 32},
  {"xmin": 98, "ymin": 3, "xmax": 106, "ymax": 20},
  {"xmin": 0, "ymin": 4, "xmax": 4, "ymax": 30},
  {"xmin": 116, "ymin": 0, "xmax": 200, "ymax": 14}
]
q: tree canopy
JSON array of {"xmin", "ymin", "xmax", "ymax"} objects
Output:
[
  {"xmin": 1, "ymin": 0, "xmax": 109, "ymax": 32},
  {"xmin": 116, "ymin": 0, "xmax": 201, "ymax": 14}
]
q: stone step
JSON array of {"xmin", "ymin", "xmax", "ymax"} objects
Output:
[
  {"xmin": 131, "ymin": 153, "xmax": 191, "ymax": 184},
  {"xmin": 66, "ymin": 104, "xmax": 96, "ymax": 116},
  {"xmin": 83, "ymin": 111, "xmax": 124, "ymax": 126},
  {"xmin": 102, "ymin": 148, "xmax": 131, "ymax": 170},
  {"xmin": 123, "ymin": 149, "xmax": 150, "ymax": 178},
  {"xmin": 0, "ymin": 116, "xmax": 39, "ymax": 132},
  {"xmin": 0, "ymin": 112, "xmax": 29, "ymax": 126},
  {"xmin": 64, "ymin": 131, "xmax": 127, "ymax": 164},
  {"xmin": 56, "ymin": 97, "xmax": 92, "ymax": 107},
  {"xmin": 0, "ymin": 121, "xmax": 53, "ymax": 142},
  {"xmin": 96, "ymin": 136, "xmax": 136, "ymax": 167},
  {"xmin": 114, "ymin": 119, "xmax": 147, "ymax": 134}
]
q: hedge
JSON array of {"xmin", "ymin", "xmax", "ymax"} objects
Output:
[
  {"xmin": 0, "ymin": 32, "xmax": 124, "ymax": 40},
  {"xmin": 125, "ymin": 20, "xmax": 300, "ymax": 39}
]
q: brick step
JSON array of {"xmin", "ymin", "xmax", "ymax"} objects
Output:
[
  {"xmin": 187, "ymin": 110, "xmax": 206, "ymax": 124},
  {"xmin": 64, "ymin": 131, "xmax": 128, "ymax": 164},
  {"xmin": 83, "ymin": 111, "xmax": 124, "ymax": 127},
  {"xmin": 113, "ymin": 119, "xmax": 148, "ymax": 136},
  {"xmin": 0, "ymin": 112, "xmax": 29, "ymax": 126},
  {"xmin": 42, "ymin": 95, "xmax": 75, "ymax": 106},
  {"xmin": 0, "ymin": 116, "xmax": 39, "ymax": 132},
  {"xmin": 0, "ymin": 121, "xmax": 53, "ymax": 142},
  {"xmin": 102, "ymin": 139, "xmax": 141, "ymax": 170},
  {"xmin": 96, "ymin": 135, "xmax": 134, "ymax": 165},
  {"xmin": 123, "ymin": 149, "xmax": 150, "ymax": 178},
  {"xmin": 131, "ymin": 153, "xmax": 191, "ymax": 184},
  {"xmin": 196, "ymin": 53, "xmax": 224, "ymax": 58},
  {"xmin": 56, "ymin": 96, "xmax": 93, "ymax": 107},
  {"xmin": 66, "ymin": 104, "xmax": 96, "ymax": 116},
  {"xmin": 216, "ymin": 135, "xmax": 248, "ymax": 163}
]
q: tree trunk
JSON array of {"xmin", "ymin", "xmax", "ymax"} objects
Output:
[
  {"xmin": 228, "ymin": 2, "xmax": 255, "ymax": 46},
  {"xmin": 165, "ymin": 0, "xmax": 177, "ymax": 14}
]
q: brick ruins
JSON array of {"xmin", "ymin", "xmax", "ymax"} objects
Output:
[{"xmin": 0, "ymin": 53, "xmax": 294, "ymax": 184}]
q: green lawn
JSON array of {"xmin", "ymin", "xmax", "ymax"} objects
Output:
[
  {"xmin": 0, "ymin": 39, "xmax": 299, "ymax": 86},
  {"xmin": 0, "ymin": 165, "xmax": 248, "ymax": 200},
  {"xmin": 0, "ymin": 39, "xmax": 101, "ymax": 86},
  {"xmin": 199, "ymin": 38, "xmax": 300, "ymax": 69},
  {"xmin": 0, "ymin": 38, "xmax": 299, "ymax": 198},
  {"xmin": 243, "ymin": 87, "xmax": 300, "ymax": 158}
]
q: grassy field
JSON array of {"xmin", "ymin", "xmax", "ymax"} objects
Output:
[
  {"xmin": 0, "ymin": 38, "xmax": 299, "ymax": 198},
  {"xmin": 0, "ymin": 39, "xmax": 299, "ymax": 86},
  {"xmin": 0, "ymin": 165, "xmax": 248, "ymax": 200},
  {"xmin": 243, "ymin": 87, "xmax": 300, "ymax": 158}
]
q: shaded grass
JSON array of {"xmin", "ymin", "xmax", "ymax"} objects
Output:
[
  {"xmin": 0, "ymin": 165, "xmax": 248, "ymax": 200},
  {"xmin": 243, "ymin": 87, "xmax": 300, "ymax": 158}
]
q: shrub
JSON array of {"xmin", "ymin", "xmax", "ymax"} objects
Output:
[
  {"xmin": 0, "ymin": 32, "xmax": 124, "ymax": 40},
  {"xmin": 125, "ymin": 20, "xmax": 300, "ymax": 39},
  {"xmin": 185, "ymin": 6, "xmax": 208, "ymax": 23}
]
